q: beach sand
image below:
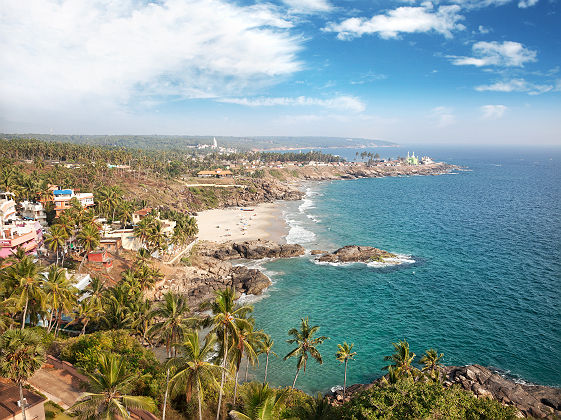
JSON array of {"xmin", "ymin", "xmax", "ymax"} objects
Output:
[{"xmin": 195, "ymin": 202, "xmax": 287, "ymax": 243}]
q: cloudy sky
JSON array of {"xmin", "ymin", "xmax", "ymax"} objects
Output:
[{"xmin": 1, "ymin": 0, "xmax": 560, "ymax": 145}]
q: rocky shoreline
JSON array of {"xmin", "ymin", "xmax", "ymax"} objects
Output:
[{"xmin": 333, "ymin": 365, "xmax": 561, "ymax": 419}]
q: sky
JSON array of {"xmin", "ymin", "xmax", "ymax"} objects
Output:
[{"xmin": 1, "ymin": 0, "xmax": 560, "ymax": 145}]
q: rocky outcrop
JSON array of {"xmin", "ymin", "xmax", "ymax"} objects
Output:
[
  {"xmin": 230, "ymin": 265, "xmax": 271, "ymax": 295},
  {"xmin": 198, "ymin": 240, "xmax": 305, "ymax": 260},
  {"xmin": 317, "ymin": 245, "xmax": 396, "ymax": 263},
  {"xmin": 441, "ymin": 365, "xmax": 561, "ymax": 419}
]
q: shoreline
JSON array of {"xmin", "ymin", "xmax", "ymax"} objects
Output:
[{"xmin": 195, "ymin": 201, "xmax": 289, "ymax": 244}]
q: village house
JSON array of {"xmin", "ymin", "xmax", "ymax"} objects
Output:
[
  {"xmin": 0, "ymin": 380, "xmax": 46, "ymax": 420},
  {"xmin": 0, "ymin": 192, "xmax": 17, "ymax": 225},
  {"xmin": 20, "ymin": 201, "xmax": 47, "ymax": 226}
]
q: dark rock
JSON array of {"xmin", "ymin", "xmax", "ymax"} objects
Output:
[
  {"xmin": 230, "ymin": 265, "xmax": 271, "ymax": 295},
  {"xmin": 317, "ymin": 245, "xmax": 396, "ymax": 263},
  {"xmin": 311, "ymin": 249, "xmax": 328, "ymax": 255}
]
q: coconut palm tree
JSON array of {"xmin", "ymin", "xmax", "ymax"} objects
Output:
[
  {"xmin": 208, "ymin": 288, "xmax": 253, "ymax": 420},
  {"xmin": 231, "ymin": 322, "xmax": 266, "ymax": 403},
  {"xmin": 149, "ymin": 292, "xmax": 197, "ymax": 420},
  {"xmin": 383, "ymin": 339, "xmax": 417, "ymax": 379},
  {"xmin": 229, "ymin": 383, "xmax": 287, "ymax": 420},
  {"xmin": 420, "ymin": 348, "xmax": 444, "ymax": 381},
  {"xmin": 289, "ymin": 393, "xmax": 337, "ymax": 420},
  {"xmin": 167, "ymin": 330, "xmax": 222, "ymax": 420},
  {"xmin": 335, "ymin": 342, "xmax": 357, "ymax": 398},
  {"xmin": 0, "ymin": 329, "xmax": 46, "ymax": 420},
  {"xmin": 260, "ymin": 336, "xmax": 276, "ymax": 384},
  {"xmin": 76, "ymin": 223, "xmax": 100, "ymax": 272},
  {"xmin": 44, "ymin": 225, "xmax": 68, "ymax": 266},
  {"xmin": 68, "ymin": 299, "xmax": 102, "ymax": 336},
  {"xmin": 70, "ymin": 353, "xmax": 156, "ymax": 420},
  {"xmin": 129, "ymin": 299, "xmax": 153, "ymax": 346},
  {"xmin": 284, "ymin": 317, "xmax": 328, "ymax": 389},
  {"xmin": 6, "ymin": 257, "xmax": 45, "ymax": 330},
  {"xmin": 43, "ymin": 265, "xmax": 78, "ymax": 335}
]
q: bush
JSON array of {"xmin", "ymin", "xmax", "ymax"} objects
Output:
[
  {"xmin": 56, "ymin": 330, "xmax": 165, "ymax": 399},
  {"xmin": 340, "ymin": 379, "xmax": 519, "ymax": 419}
]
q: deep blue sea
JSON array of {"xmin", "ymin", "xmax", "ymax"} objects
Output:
[{"xmin": 243, "ymin": 146, "xmax": 561, "ymax": 394}]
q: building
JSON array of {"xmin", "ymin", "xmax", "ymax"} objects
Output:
[
  {"xmin": 406, "ymin": 152, "xmax": 419, "ymax": 165},
  {"xmin": 0, "ymin": 192, "xmax": 17, "ymax": 226},
  {"xmin": 20, "ymin": 201, "xmax": 47, "ymax": 226},
  {"xmin": 197, "ymin": 169, "xmax": 233, "ymax": 178},
  {"xmin": 87, "ymin": 250, "xmax": 113, "ymax": 270},
  {"xmin": 0, "ymin": 380, "xmax": 46, "ymax": 420},
  {"xmin": 132, "ymin": 208, "xmax": 153, "ymax": 225},
  {"xmin": 49, "ymin": 187, "xmax": 94, "ymax": 216},
  {"xmin": 0, "ymin": 220, "xmax": 42, "ymax": 259}
]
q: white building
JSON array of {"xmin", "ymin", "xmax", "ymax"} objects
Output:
[
  {"xmin": 21, "ymin": 201, "xmax": 48, "ymax": 226},
  {"xmin": 0, "ymin": 192, "xmax": 17, "ymax": 227}
]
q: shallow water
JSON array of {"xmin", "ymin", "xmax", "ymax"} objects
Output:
[{"xmin": 247, "ymin": 147, "xmax": 561, "ymax": 394}]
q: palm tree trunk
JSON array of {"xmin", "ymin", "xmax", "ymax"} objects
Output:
[
  {"xmin": 163, "ymin": 368, "xmax": 170, "ymax": 420},
  {"xmin": 343, "ymin": 360, "xmax": 348, "ymax": 398},
  {"xmin": 264, "ymin": 353, "xmax": 269, "ymax": 384},
  {"xmin": 216, "ymin": 329, "xmax": 228, "ymax": 420},
  {"xmin": 292, "ymin": 368, "xmax": 300, "ymax": 389},
  {"xmin": 79, "ymin": 254, "xmax": 87, "ymax": 273},
  {"xmin": 198, "ymin": 382, "xmax": 203, "ymax": 420},
  {"xmin": 233, "ymin": 367, "xmax": 239, "ymax": 403},
  {"xmin": 21, "ymin": 297, "xmax": 29, "ymax": 331},
  {"xmin": 81, "ymin": 319, "xmax": 88, "ymax": 336},
  {"xmin": 19, "ymin": 382, "xmax": 27, "ymax": 420},
  {"xmin": 244, "ymin": 358, "xmax": 250, "ymax": 382}
]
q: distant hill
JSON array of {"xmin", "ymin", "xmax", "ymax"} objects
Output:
[{"xmin": 0, "ymin": 133, "xmax": 397, "ymax": 151}]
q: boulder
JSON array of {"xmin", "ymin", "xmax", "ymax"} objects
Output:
[
  {"xmin": 230, "ymin": 265, "xmax": 271, "ymax": 295},
  {"xmin": 317, "ymin": 245, "xmax": 396, "ymax": 263},
  {"xmin": 311, "ymin": 249, "xmax": 328, "ymax": 255}
]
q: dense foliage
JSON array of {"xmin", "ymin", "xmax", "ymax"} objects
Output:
[{"xmin": 341, "ymin": 379, "xmax": 519, "ymax": 420}]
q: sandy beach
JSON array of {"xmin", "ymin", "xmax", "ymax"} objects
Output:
[{"xmin": 195, "ymin": 202, "xmax": 287, "ymax": 243}]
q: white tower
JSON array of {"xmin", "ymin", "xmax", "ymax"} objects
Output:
[{"xmin": 212, "ymin": 137, "xmax": 218, "ymax": 149}]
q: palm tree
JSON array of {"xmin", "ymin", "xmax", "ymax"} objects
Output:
[
  {"xmin": 76, "ymin": 223, "xmax": 101, "ymax": 272},
  {"xmin": 208, "ymin": 288, "xmax": 253, "ymax": 420},
  {"xmin": 284, "ymin": 317, "xmax": 328, "ymax": 389},
  {"xmin": 167, "ymin": 330, "xmax": 222, "ymax": 420},
  {"xmin": 83, "ymin": 276, "xmax": 105, "ymax": 308},
  {"xmin": 383, "ymin": 339, "xmax": 417, "ymax": 379},
  {"xmin": 232, "ymin": 322, "xmax": 266, "ymax": 403},
  {"xmin": 0, "ymin": 329, "xmax": 46, "ymax": 420},
  {"xmin": 335, "ymin": 342, "xmax": 356, "ymax": 398},
  {"xmin": 420, "ymin": 348, "xmax": 444, "ymax": 381},
  {"xmin": 44, "ymin": 225, "xmax": 68, "ymax": 266},
  {"xmin": 149, "ymin": 292, "xmax": 197, "ymax": 420},
  {"xmin": 70, "ymin": 353, "xmax": 156, "ymax": 420},
  {"xmin": 129, "ymin": 299, "xmax": 153, "ymax": 346},
  {"xmin": 289, "ymin": 393, "xmax": 337, "ymax": 420},
  {"xmin": 260, "ymin": 336, "xmax": 276, "ymax": 384},
  {"xmin": 68, "ymin": 299, "xmax": 102, "ymax": 336},
  {"xmin": 7, "ymin": 257, "xmax": 45, "ymax": 330},
  {"xmin": 43, "ymin": 265, "xmax": 78, "ymax": 335},
  {"xmin": 229, "ymin": 383, "xmax": 287, "ymax": 420}
]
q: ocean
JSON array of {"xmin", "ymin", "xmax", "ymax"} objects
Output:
[{"xmin": 243, "ymin": 146, "xmax": 561, "ymax": 394}]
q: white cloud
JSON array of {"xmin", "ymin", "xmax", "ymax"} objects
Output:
[
  {"xmin": 450, "ymin": 0, "xmax": 511, "ymax": 9},
  {"xmin": 217, "ymin": 95, "xmax": 366, "ymax": 112},
  {"xmin": 478, "ymin": 25, "xmax": 491, "ymax": 34},
  {"xmin": 518, "ymin": 0, "xmax": 539, "ymax": 8},
  {"xmin": 0, "ymin": 0, "xmax": 302, "ymax": 119},
  {"xmin": 449, "ymin": 41, "xmax": 537, "ymax": 67},
  {"xmin": 481, "ymin": 105, "xmax": 507, "ymax": 119},
  {"xmin": 430, "ymin": 106, "xmax": 456, "ymax": 127},
  {"xmin": 475, "ymin": 79, "xmax": 553, "ymax": 95},
  {"xmin": 324, "ymin": 3, "xmax": 465, "ymax": 40},
  {"xmin": 282, "ymin": 0, "xmax": 332, "ymax": 13}
]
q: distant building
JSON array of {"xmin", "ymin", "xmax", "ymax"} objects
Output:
[
  {"xmin": 21, "ymin": 201, "xmax": 47, "ymax": 226},
  {"xmin": 50, "ymin": 187, "xmax": 94, "ymax": 216},
  {"xmin": 132, "ymin": 207, "xmax": 153, "ymax": 224},
  {"xmin": 212, "ymin": 137, "xmax": 218, "ymax": 149},
  {"xmin": 0, "ymin": 380, "xmax": 46, "ymax": 420},
  {"xmin": 87, "ymin": 250, "xmax": 113, "ymax": 270},
  {"xmin": 197, "ymin": 169, "xmax": 233, "ymax": 178},
  {"xmin": 406, "ymin": 152, "xmax": 419, "ymax": 165}
]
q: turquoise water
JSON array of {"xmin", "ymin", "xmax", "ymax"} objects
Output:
[{"xmin": 246, "ymin": 147, "xmax": 561, "ymax": 394}]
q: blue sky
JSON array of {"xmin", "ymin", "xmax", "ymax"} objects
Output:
[{"xmin": 1, "ymin": 0, "xmax": 560, "ymax": 145}]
